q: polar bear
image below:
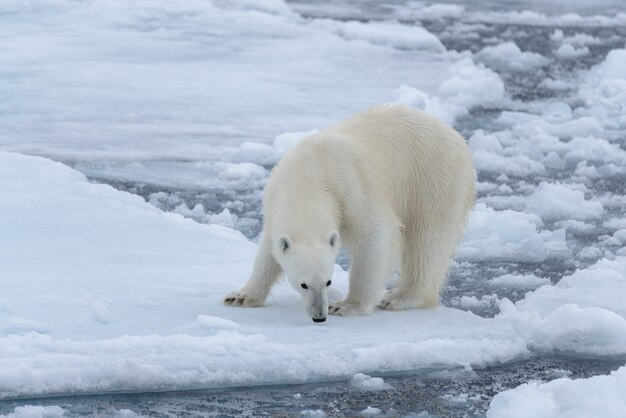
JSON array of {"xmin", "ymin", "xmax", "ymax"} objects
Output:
[{"xmin": 224, "ymin": 104, "xmax": 475, "ymax": 322}]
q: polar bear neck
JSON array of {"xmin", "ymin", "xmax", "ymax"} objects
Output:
[
  {"xmin": 264, "ymin": 136, "xmax": 344, "ymax": 243},
  {"xmin": 267, "ymin": 186, "xmax": 341, "ymax": 243}
]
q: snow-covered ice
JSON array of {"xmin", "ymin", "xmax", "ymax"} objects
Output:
[
  {"xmin": 1, "ymin": 147, "xmax": 625, "ymax": 398},
  {"xmin": 488, "ymin": 366, "xmax": 626, "ymax": 418},
  {"xmin": 349, "ymin": 374, "xmax": 393, "ymax": 391},
  {"xmin": 476, "ymin": 42, "xmax": 550, "ymax": 72},
  {"xmin": 2, "ymin": 0, "xmax": 626, "ymax": 414}
]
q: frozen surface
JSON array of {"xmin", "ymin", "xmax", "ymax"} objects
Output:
[
  {"xmin": 488, "ymin": 366, "xmax": 626, "ymax": 418},
  {"xmin": 0, "ymin": 0, "xmax": 456, "ymax": 161},
  {"xmin": 1, "ymin": 150, "xmax": 625, "ymax": 399},
  {"xmin": 2, "ymin": 0, "xmax": 626, "ymax": 415}
]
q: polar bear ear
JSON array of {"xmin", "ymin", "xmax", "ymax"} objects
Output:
[
  {"xmin": 278, "ymin": 235, "xmax": 293, "ymax": 253},
  {"xmin": 328, "ymin": 231, "xmax": 339, "ymax": 248}
]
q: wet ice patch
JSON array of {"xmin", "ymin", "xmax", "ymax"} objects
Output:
[
  {"xmin": 427, "ymin": 367, "xmax": 478, "ymax": 381},
  {"xmin": 577, "ymin": 246, "xmax": 604, "ymax": 261},
  {"xmin": 301, "ymin": 410, "xmax": 327, "ymax": 418},
  {"xmin": 449, "ymin": 294, "xmax": 501, "ymax": 311},
  {"xmin": 350, "ymin": 373, "xmax": 393, "ymax": 391},
  {"xmin": 440, "ymin": 393, "xmax": 470, "ymax": 406},
  {"xmin": 490, "ymin": 274, "xmax": 550, "ymax": 289},
  {"xmin": 604, "ymin": 218, "xmax": 626, "ymax": 231},
  {"xmin": 554, "ymin": 220, "xmax": 595, "ymax": 235}
]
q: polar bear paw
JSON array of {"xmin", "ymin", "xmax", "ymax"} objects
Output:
[
  {"xmin": 379, "ymin": 291, "xmax": 437, "ymax": 311},
  {"xmin": 223, "ymin": 291, "xmax": 264, "ymax": 307},
  {"xmin": 329, "ymin": 300, "xmax": 368, "ymax": 316}
]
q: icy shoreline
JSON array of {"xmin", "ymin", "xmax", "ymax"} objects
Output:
[
  {"xmin": 2, "ymin": 0, "xmax": 626, "ymax": 415},
  {"xmin": 1, "ymin": 150, "xmax": 625, "ymax": 400}
]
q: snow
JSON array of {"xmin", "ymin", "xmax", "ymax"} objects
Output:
[
  {"xmin": 524, "ymin": 182, "xmax": 604, "ymax": 222},
  {"xmin": 0, "ymin": 150, "xmax": 526, "ymax": 398},
  {"xmin": 488, "ymin": 366, "xmax": 626, "ymax": 418},
  {"xmin": 555, "ymin": 43, "xmax": 589, "ymax": 59},
  {"xmin": 476, "ymin": 42, "xmax": 550, "ymax": 72},
  {"xmin": 360, "ymin": 406, "xmax": 382, "ymax": 416},
  {"xmin": 0, "ymin": 0, "xmax": 455, "ymax": 163},
  {"xmin": 1, "ymin": 149, "xmax": 625, "ymax": 398},
  {"xmin": 314, "ymin": 19, "xmax": 446, "ymax": 52},
  {"xmin": 301, "ymin": 410, "xmax": 327, "ymax": 418},
  {"xmin": 2, "ymin": 0, "xmax": 626, "ymax": 409},
  {"xmin": 499, "ymin": 257, "xmax": 626, "ymax": 355},
  {"xmin": 458, "ymin": 203, "xmax": 570, "ymax": 262},
  {"xmin": 490, "ymin": 274, "xmax": 550, "ymax": 289},
  {"xmin": 579, "ymin": 48, "xmax": 626, "ymax": 126},
  {"xmin": 349, "ymin": 374, "xmax": 393, "ymax": 391},
  {"xmin": 394, "ymin": 58, "xmax": 505, "ymax": 124},
  {"xmin": 0, "ymin": 406, "xmax": 67, "ymax": 418}
]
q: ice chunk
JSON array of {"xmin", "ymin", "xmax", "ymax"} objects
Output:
[
  {"xmin": 490, "ymin": 274, "xmax": 550, "ymax": 289},
  {"xmin": 301, "ymin": 410, "xmax": 327, "ymax": 418},
  {"xmin": 499, "ymin": 256, "xmax": 626, "ymax": 356},
  {"xmin": 524, "ymin": 182, "xmax": 603, "ymax": 221},
  {"xmin": 349, "ymin": 373, "xmax": 393, "ymax": 391},
  {"xmin": 436, "ymin": 58, "xmax": 505, "ymax": 116},
  {"xmin": 614, "ymin": 229, "xmax": 626, "ymax": 245},
  {"xmin": 488, "ymin": 366, "xmax": 626, "ymax": 418},
  {"xmin": 0, "ymin": 405, "xmax": 67, "ymax": 418},
  {"xmin": 360, "ymin": 406, "xmax": 382, "ymax": 416},
  {"xmin": 274, "ymin": 130, "xmax": 319, "ymax": 154},
  {"xmin": 319, "ymin": 20, "xmax": 446, "ymax": 52},
  {"xmin": 578, "ymin": 49, "xmax": 626, "ymax": 124},
  {"xmin": 476, "ymin": 42, "xmax": 550, "ymax": 72},
  {"xmin": 459, "ymin": 203, "xmax": 570, "ymax": 262},
  {"xmin": 555, "ymin": 43, "xmax": 589, "ymax": 59}
]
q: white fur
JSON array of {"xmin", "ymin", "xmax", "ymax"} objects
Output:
[{"xmin": 224, "ymin": 104, "xmax": 476, "ymax": 321}]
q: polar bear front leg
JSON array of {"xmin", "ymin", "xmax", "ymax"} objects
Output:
[
  {"xmin": 224, "ymin": 235, "xmax": 282, "ymax": 307},
  {"xmin": 329, "ymin": 226, "xmax": 390, "ymax": 316}
]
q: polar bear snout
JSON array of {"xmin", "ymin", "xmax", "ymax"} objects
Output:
[{"xmin": 305, "ymin": 293, "xmax": 329, "ymax": 323}]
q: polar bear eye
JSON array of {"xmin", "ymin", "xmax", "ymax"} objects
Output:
[
  {"xmin": 326, "ymin": 280, "xmax": 332, "ymax": 287},
  {"xmin": 300, "ymin": 283, "xmax": 308, "ymax": 290}
]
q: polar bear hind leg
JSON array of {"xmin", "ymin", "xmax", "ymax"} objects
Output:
[{"xmin": 380, "ymin": 219, "xmax": 459, "ymax": 310}]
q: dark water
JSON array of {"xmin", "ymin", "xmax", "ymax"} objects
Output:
[{"xmin": 0, "ymin": 357, "xmax": 622, "ymax": 417}]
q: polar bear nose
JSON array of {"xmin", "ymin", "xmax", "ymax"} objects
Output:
[{"xmin": 312, "ymin": 317, "xmax": 326, "ymax": 323}]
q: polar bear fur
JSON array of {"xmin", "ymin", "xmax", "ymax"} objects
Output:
[{"xmin": 224, "ymin": 104, "xmax": 476, "ymax": 322}]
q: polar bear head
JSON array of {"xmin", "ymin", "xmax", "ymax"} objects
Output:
[{"xmin": 274, "ymin": 231, "xmax": 340, "ymax": 322}]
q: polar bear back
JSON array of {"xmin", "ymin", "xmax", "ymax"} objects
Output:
[
  {"xmin": 324, "ymin": 105, "xmax": 475, "ymax": 224},
  {"xmin": 263, "ymin": 104, "xmax": 475, "ymax": 243}
]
